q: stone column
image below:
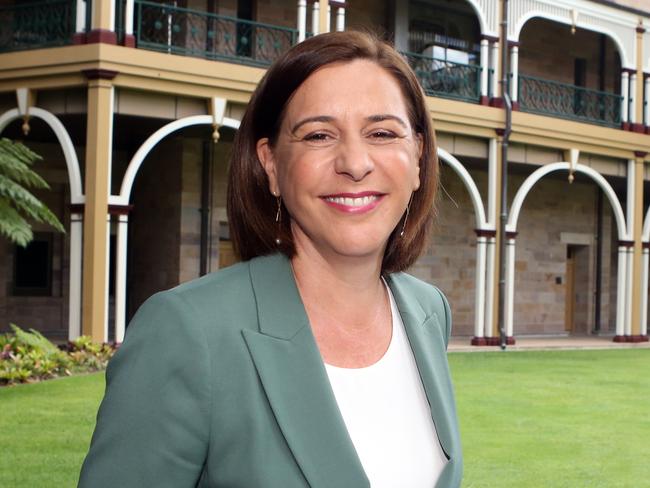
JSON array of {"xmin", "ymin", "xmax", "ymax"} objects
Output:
[{"xmin": 81, "ymin": 69, "xmax": 116, "ymax": 342}]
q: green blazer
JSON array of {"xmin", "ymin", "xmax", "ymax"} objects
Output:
[{"xmin": 79, "ymin": 253, "xmax": 462, "ymax": 487}]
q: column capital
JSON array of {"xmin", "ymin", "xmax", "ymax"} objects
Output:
[
  {"xmin": 633, "ymin": 151, "xmax": 647, "ymax": 159},
  {"xmin": 505, "ymin": 231, "xmax": 518, "ymax": 239},
  {"xmin": 475, "ymin": 229, "xmax": 497, "ymax": 238},
  {"xmin": 70, "ymin": 203, "xmax": 85, "ymax": 214},
  {"xmin": 617, "ymin": 239, "xmax": 635, "ymax": 248},
  {"xmin": 507, "ymin": 40, "xmax": 520, "ymax": 49},
  {"xmin": 636, "ymin": 26, "xmax": 646, "ymax": 34},
  {"xmin": 109, "ymin": 204, "xmax": 133, "ymax": 215},
  {"xmin": 82, "ymin": 69, "xmax": 119, "ymax": 81},
  {"xmin": 481, "ymin": 34, "xmax": 499, "ymax": 43}
]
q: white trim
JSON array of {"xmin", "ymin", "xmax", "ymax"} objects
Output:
[
  {"xmin": 642, "ymin": 249, "xmax": 649, "ymax": 337},
  {"xmin": 115, "ymin": 215, "xmax": 128, "ymax": 343},
  {"xmin": 505, "ymin": 237, "xmax": 516, "ymax": 337},
  {"xmin": 615, "ymin": 246, "xmax": 627, "ymax": 336},
  {"xmin": 76, "ymin": 0, "xmax": 86, "ymax": 33},
  {"xmin": 484, "ymin": 236, "xmax": 496, "ymax": 337},
  {"xmin": 474, "ymin": 236, "xmax": 487, "ymax": 338},
  {"xmin": 297, "ymin": 0, "xmax": 307, "ymax": 42},
  {"xmin": 510, "ymin": 45, "xmax": 519, "ymax": 102},
  {"xmin": 480, "ymin": 39, "xmax": 489, "ymax": 98},
  {"xmin": 336, "ymin": 7, "xmax": 345, "ymax": 32},
  {"xmin": 125, "ymin": 0, "xmax": 135, "ymax": 36},
  {"xmin": 68, "ymin": 213, "xmax": 83, "ymax": 340},
  {"xmin": 0, "ymin": 108, "xmax": 84, "ymax": 204},
  {"xmin": 115, "ymin": 115, "xmax": 240, "ymax": 205},
  {"xmin": 437, "ymin": 147, "xmax": 489, "ymax": 230},
  {"xmin": 625, "ymin": 246, "xmax": 634, "ymax": 336},
  {"xmin": 507, "ymin": 162, "xmax": 628, "ymax": 240}
]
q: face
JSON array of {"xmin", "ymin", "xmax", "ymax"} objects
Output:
[{"xmin": 257, "ymin": 59, "xmax": 422, "ymax": 263}]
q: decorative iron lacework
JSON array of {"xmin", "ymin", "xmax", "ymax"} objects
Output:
[
  {"xmin": 402, "ymin": 51, "xmax": 482, "ymax": 104},
  {"xmin": 135, "ymin": 0, "xmax": 297, "ymax": 67},
  {"xmin": 518, "ymin": 74, "xmax": 622, "ymax": 127},
  {"xmin": 0, "ymin": 0, "xmax": 75, "ymax": 52}
]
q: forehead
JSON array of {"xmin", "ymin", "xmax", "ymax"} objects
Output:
[{"xmin": 283, "ymin": 59, "xmax": 411, "ymax": 122}]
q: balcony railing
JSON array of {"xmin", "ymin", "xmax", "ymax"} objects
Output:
[
  {"xmin": 135, "ymin": 0, "xmax": 298, "ymax": 67},
  {"xmin": 518, "ymin": 74, "xmax": 622, "ymax": 127},
  {"xmin": 401, "ymin": 51, "xmax": 481, "ymax": 103},
  {"xmin": 0, "ymin": 0, "xmax": 75, "ymax": 52}
]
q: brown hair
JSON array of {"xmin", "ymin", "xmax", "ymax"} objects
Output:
[{"xmin": 227, "ymin": 30, "xmax": 438, "ymax": 273}]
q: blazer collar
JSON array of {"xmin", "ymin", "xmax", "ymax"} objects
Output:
[{"xmin": 243, "ymin": 254, "xmax": 456, "ymax": 487}]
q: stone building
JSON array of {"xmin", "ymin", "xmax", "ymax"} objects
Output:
[{"xmin": 0, "ymin": 0, "xmax": 649, "ymax": 344}]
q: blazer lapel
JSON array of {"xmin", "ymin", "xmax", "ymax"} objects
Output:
[
  {"xmin": 242, "ymin": 254, "xmax": 369, "ymax": 488},
  {"xmin": 385, "ymin": 274, "xmax": 459, "ymax": 463}
]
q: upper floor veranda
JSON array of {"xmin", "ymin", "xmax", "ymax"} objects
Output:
[{"xmin": 2, "ymin": 0, "xmax": 650, "ymax": 156}]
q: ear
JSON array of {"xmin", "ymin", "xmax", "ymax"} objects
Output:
[
  {"xmin": 256, "ymin": 138, "xmax": 280, "ymax": 196},
  {"xmin": 412, "ymin": 133, "xmax": 423, "ymax": 191}
]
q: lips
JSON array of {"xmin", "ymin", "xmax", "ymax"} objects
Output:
[{"xmin": 321, "ymin": 192, "xmax": 384, "ymax": 213}]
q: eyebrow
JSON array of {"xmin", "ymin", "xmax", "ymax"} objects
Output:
[{"xmin": 290, "ymin": 113, "xmax": 408, "ymax": 134}]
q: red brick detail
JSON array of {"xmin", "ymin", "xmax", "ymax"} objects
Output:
[
  {"xmin": 482, "ymin": 35, "xmax": 499, "ymax": 42},
  {"xmin": 482, "ymin": 337, "xmax": 515, "ymax": 346},
  {"xmin": 109, "ymin": 204, "xmax": 134, "ymax": 215},
  {"xmin": 471, "ymin": 337, "xmax": 488, "ymax": 346},
  {"xmin": 82, "ymin": 69, "xmax": 119, "ymax": 80},
  {"xmin": 86, "ymin": 29, "xmax": 117, "ymax": 45},
  {"xmin": 490, "ymin": 97, "xmax": 504, "ymax": 108},
  {"xmin": 480, "ymin": 95, "xmax": 490, "ymax": 106},
  {"xmin": 72, "ymin": 32, "xmax": 86, "ymax": 45},
  {"xmin": 629, "ymin": 335, "xmax": 649, "ymax": 343},
  {"xmin": 617, "ymin": 240, "xmax": 634, "ymax": 248},
  {"xmin": 506, "ymin": 231, "xmax": 518, "ymax": 239},
  {"xmin": 123, "ymin": 34, "xmax": 136, "ymax": 48},
  {"xmin": 511, "ymin": 101, "xmax": 520, "ymax": 111},
  {"xmin": 643, "ymin": 242, "xmax": 650, "ymax": 249},
  {"xmin": 613, "ymin": 335, "xmax": 627, "ymax": 342},
  {"xmin": 621, "ymin": 122, "xmax": 630, "ymax": 131},
  {"xmin": 69, "ymin": 203, "xmax": 84, "ymax": 214},
  {"xmin": 634, "ymin": 150, "xmax": 647, "ymax": 158},
  {"xmin": 475, "ymin": 229, "xmax": 497, "ymax": 238},
  {"xmin": 637, "ymin": 26, "xmax": 646, "ymax": 34},
  {"xmin": 630, "ymin": 123, "xmax": 646, "ymax": 134}
]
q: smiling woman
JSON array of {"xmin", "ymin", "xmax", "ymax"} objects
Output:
[{"xmin": 78, "ymin": 31, "xmax": 462, "ymax": 488}]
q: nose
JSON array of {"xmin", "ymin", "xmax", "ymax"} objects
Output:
[{"xmin": 333, "ymin": 135, "xmax": 374, "ymax": 181}]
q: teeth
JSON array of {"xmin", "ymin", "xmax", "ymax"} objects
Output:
[{"xmin": 326, "ymin": 195, "xmax": 378, "ymax": 207}]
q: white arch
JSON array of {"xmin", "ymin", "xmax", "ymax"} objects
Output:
[
  {"xmin": 0, "ymin": 107, "xmax": 84, "ymax": 204},
  {"xmin": 507, "ymin": 162, "xmax": 628, "ymax": 240},
  {"xmin": 437, "ymin": 147, "xmax": 489, "ymax": 230},
  {"xmin": 464, "ymin": 0, "xmax": 488, "ymax": 36},
  {"xmin": 114, "ymin": 114, "xmax": 240, "ymax": 205},
  {"xmin": 643, "ymin": 205, "xmax": 650, "ymax": 242},
  {"xmin": 513, "ymin": 12, "xmax": 630, "ymax": 69}
]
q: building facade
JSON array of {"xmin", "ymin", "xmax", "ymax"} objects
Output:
[{"xmin": 0, "ymin": 0, "xmax": 649, "ymax": 344}]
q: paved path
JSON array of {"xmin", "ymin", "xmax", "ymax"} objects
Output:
[{"xmin": 448, "ymin": 335, "xmax": 650, "ymax": 352}]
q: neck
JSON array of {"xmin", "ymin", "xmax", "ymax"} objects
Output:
[{"xmin": 290, "ymin": 232, "xmax": 386, "ymax": 332}]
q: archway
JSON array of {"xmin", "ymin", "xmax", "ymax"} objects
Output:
[
  {"xmin": 110, "ymin": 113, "xmax": 241, "ymax": 342},
  {"xmin": 0, "ymin": 107, "xmax": 84, "ymax": 340},
  {"xmin": 505, "ymin": 162, "xmax": 628, "ymax": 339}
]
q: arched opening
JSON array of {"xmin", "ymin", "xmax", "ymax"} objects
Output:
[
  {"xmin": 0, "ymin": 114, "xmax": 81, "ymax": 342},
  {"xmin": 517, "ymin": 18, "xmax": 623, "ymax": 127},
  {"xmin": 120, "ymin": 120, "xmax": 238, "ymax": 323},
  {"xmin": 507, "ymin": 162, "xmax": 626, "ymax": 337}
]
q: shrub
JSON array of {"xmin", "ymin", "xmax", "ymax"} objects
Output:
[{"xmin": 0, "ymin": 325, "xmax": 115, "ymax": 386}]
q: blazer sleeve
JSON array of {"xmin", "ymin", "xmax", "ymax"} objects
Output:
[{"xmin": 78, "ymin": 291, "xmax": 212, "ymax": 488}]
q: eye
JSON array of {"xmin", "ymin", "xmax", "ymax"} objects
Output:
[
  {"xmin": 370, "ymin": 130, "xmax": 396, "ymax": 138},
  {"xmin": 303, "ymin": 132, "xmax": 332, "ymax": 142}
]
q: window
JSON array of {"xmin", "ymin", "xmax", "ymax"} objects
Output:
[{"xmin": 13, "ymin": 232, "xmax": 53, "ymax": 296}]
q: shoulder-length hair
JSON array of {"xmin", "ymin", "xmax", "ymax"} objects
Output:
[{"xmin": 227, "ymin": 30, "xmax": 438, "ymax": 273}]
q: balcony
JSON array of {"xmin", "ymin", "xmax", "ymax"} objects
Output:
[
  {"xmin": 402, "ymin": 51, "xmax": 482, "ymax": 104},
  {"xmin": 518, "ymin": 74, "xmax": 622, "ymax": 128},
  {"xmin": 0, "ymin": 0, "xmax": 75, "ymax": 52},
  {"xmin": 131, "ymin": 0, "xmax": 297, "ymax": 67}
]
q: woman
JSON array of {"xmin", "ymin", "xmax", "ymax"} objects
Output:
[{"xmin": 79, "ymin": 31, "xmax": 462, "ymax": 488}]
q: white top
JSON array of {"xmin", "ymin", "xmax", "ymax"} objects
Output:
[{"xmin": 325, "ymin": 286, "xmax": 447, "ymax": 488}]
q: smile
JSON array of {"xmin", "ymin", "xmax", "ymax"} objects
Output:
[
  {"xmin": 321, "ymin": 192, "xmax": 384, "ymax": 213},
  {"xmin": 324, "ymin": 195, "xmax": 379, "ymax": 207}
]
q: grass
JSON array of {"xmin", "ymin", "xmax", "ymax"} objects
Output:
[
  {"xmin": 449, "ymin": 349, "xmax": 650, "ymax": 488},
  {"xmin": 0, "ymin": 373, "xmax": 105, "ymax": 488},
  {"xmin": 1, "ymin": 349, "xmax": 648, "ymax": 487}
]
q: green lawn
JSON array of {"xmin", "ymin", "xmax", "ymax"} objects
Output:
[{"xmin": 1, "ymin": 349, "xmax": 648, "ymax": 487}]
